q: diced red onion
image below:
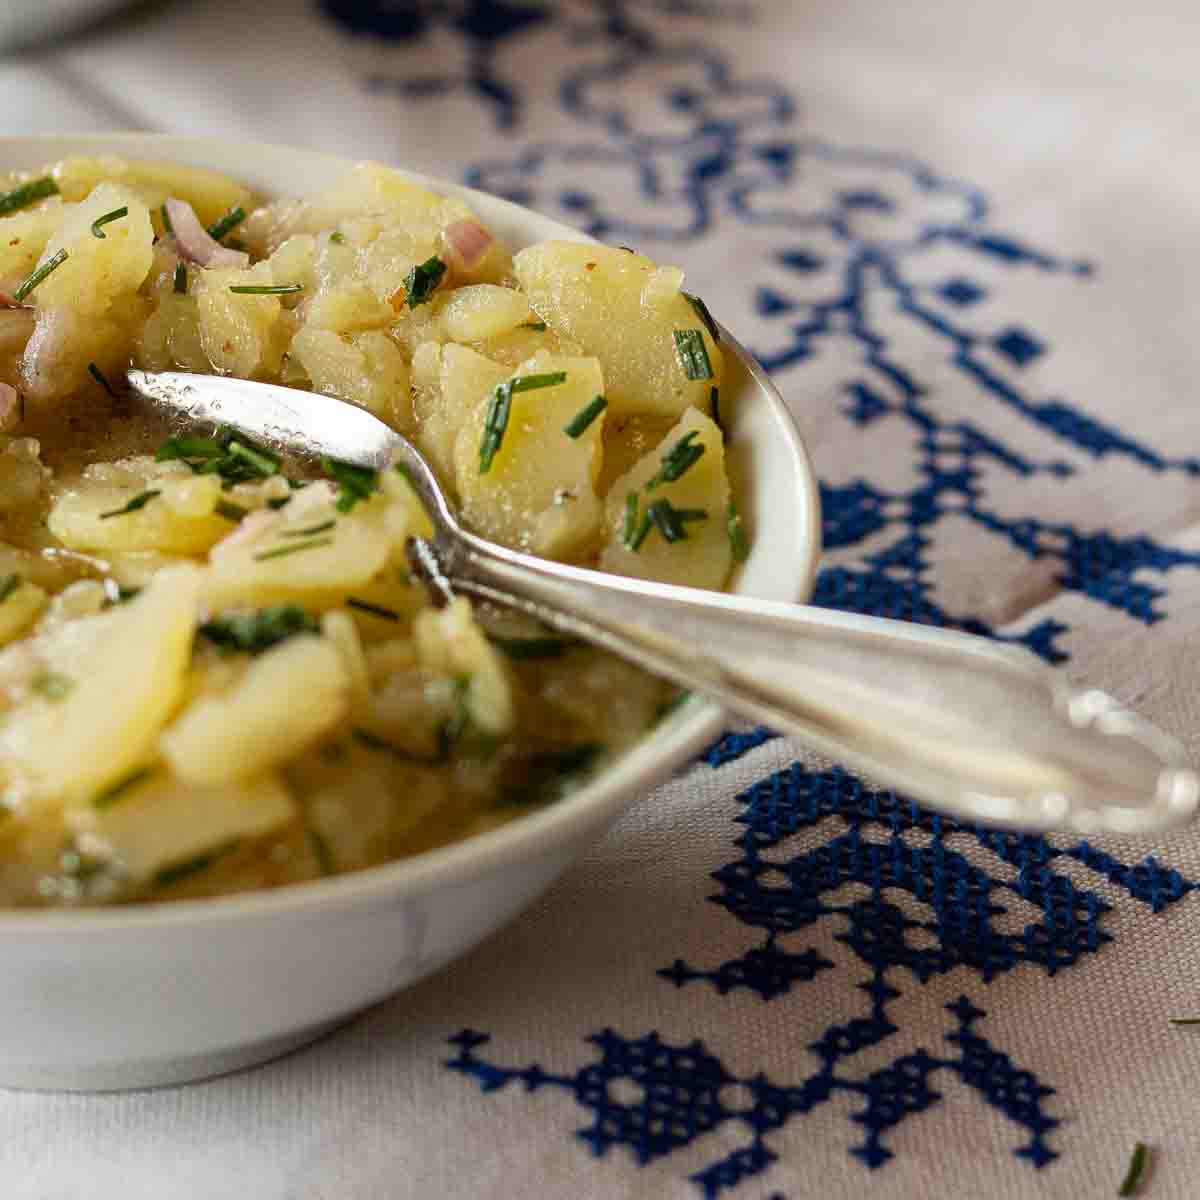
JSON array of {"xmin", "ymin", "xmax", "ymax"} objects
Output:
[
  {"xmin": 442, "ymin": 220, "xmax": 493, "ymax": 273},
  {"xmin": 0, "ymin": 382, "xmax": 18, "ymax": 430},
  {"xmin": 165, "ymin": 198, "xmax": 249, "ymax": 270}
]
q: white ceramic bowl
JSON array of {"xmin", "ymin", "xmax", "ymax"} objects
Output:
[{"xmin": 0, "ymin": 134, "xmax": 820, "ymax": 1091}]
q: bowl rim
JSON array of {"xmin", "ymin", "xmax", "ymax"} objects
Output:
[{"xmin": 0, "ymin": 132, "xmax": 822, "ymax": 934}]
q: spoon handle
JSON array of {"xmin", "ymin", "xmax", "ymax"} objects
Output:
[{"xmin": 439, "ymin": 530, "xmax": 1198, "ymax": 834}]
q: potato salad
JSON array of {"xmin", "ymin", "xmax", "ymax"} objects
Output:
[{"xmin": 0, "ymin": 157, "xmax": 745, "ymax": 905}]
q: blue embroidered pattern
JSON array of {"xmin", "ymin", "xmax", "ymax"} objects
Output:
[{"xmin": 319, "ymin": 3, "xmax": 1200, "ymax": 1193}]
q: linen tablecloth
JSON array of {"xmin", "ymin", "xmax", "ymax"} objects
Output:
[{"xmin": 4, "ymin": 2, "xmax": 1200, "ymax": 1196}]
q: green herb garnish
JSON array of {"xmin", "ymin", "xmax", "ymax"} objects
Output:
[
  {"xmin": 31, "ymin": 671, "xmax": 73, "ymax": 701},
  {"xmin": 307, "ymin": 828, "xmax": 336, "ymax": 876},
  {"xmin": 222, "ymin": 435, "xmax": 281, "ymax": 479},
  {"xmin": 646, "ymin": 497, "xmax": 707, "ymax": 543},
  {"xmin": 563, "ymin": 394, "xmax": 607, "ymax": 438},
  {"xmin": 207, "ymin": 205, "xmax": 246, "ymax": 243},
  {"xmin": 487, "ymin": 634, "xmax": 574, "ymax": 659},
  {"xmin": 279, "ymin": 519, "xmax": 336, "ymax": 538},
  {"xmin": 352, "ymin": 727, "xmax": 444, "ymax": 764},
  {"xmin": 173, "ymin": 262, "xmax": 188, "ymax": 294},
  {"xmin": 87, "ymin": 361, "xmax": 118, "ymax": 398},
  {"xmin": 153, "ymin": 839, "xmax": 239, "ymax": 889},
  {"xmin": 253, "ymin": 535, "xmax": 334, "ymax": 561},
  {"xmin": 673, "ymin": 328, "xmax": 713, "ymax": 381},
  {"xmin": 683, "ymin": 292, "xmax": 720, "ymax": 343},
  {"xmin": 727, "ymin": 498, "xmax": 750, "ymax": 562},
  {"xmin": 115, "ymin": 585, "xmax": 141, "ymax": 603},
  {"xmin": 156, "ymin": 433, "xmax": 224, "ymax": 465},
  {"xmin": 159, "ymin": 203, "xmax": 173, "ymax": 234},
  {"xmin": 622, "ymin": 492, "xmax": 640, "ymax": 547},
  {"xmin": 1119, "ymin": 1142, "xmax": 1149, "ymax": 1197},
  {"xmin": 228, "ymin": 283, "xmax": 303, "ymax": 295},
  {"xmin": 329, "ymin": 231, "xmax": 345, "ymax": 246},
  {"xmin": 479, "ymin": 371, "xmax": 569, "ymax": 473},
  {"xmin": 403, "ymin": 255, "xmax": 447, "ymax": 308},
  {"xmin": 646, "ymin": 429, "xmax": 704, "ymax": 490},
  {"xmin": 520, "ymin": 319, "xmax": 548, "ymax": 331},
  {"xmin": 0, "ymin": 176, "xmax": 58, "ymax": 217},
  {"xmin": 0, "ymin": 573, "xmax": 21, "ymax": 603},
  {"xmin": 345, "ymin": 597, "xmax": 400, "ymax": 622},
  {"xmin": 214, "ymin": 499, "xmax": 248, "ymax": 522},
  {"xmin": 13, "ymin": 248, "xmax": 67, "ymax": 303},
  {"xmin": 321, "ymin": 457, "xmax": 378, "ymax": 513},
  {"xmin": 99, "ymin": 489, "xmax": 161, "ymax": 519},
  {"xmin": 266, "ymin": 496, "xmax": 291, "ymax": 510},
  {"xmin": 94, "ymin": 767, "xmax": 153, "ymax": 810},
  {"xmin": 1168, "ymin": 1016, "xmax": 1200, "ymax": 1025},
  {"xmin": 710, "ymin": 385, "xmax": 721, "ymax": 431},
  {"xmin": 90, "ymin": 206, "xmax": 128, "ymax": 239},
  {"xmin": 198, "ymin": 605, "xmax": 319, "ymax": 654}
]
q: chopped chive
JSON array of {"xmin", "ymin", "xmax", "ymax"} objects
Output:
[
  {"xmin": 206, "ymin": 206, "xmax": 246, "ymax": 243},
  {"xmin": 683, "ymin": 292, "xmax": 721, "ymax": 343},
  {"xmin": 403, "ymin": 255, "xmax": 447, "ymax": 308},
  {"xmin": 13, "ymin": 248, "xmax": 67, "ymax": 303},
  {"xmin": 31, "ymin": 671, "xmax": 73, "ymax": 701},
  {"xmin": 214, "ymin": 499, "xmax": 248, "ymax": 522},
  {"xmin": 99, "ymin": 489, "xmax": 160, "ymax": 519},
  {"xmin": 226, "ymin": 438, "xmax": 280, "ymax": 477},
  {"xmin": 90, "ymin": 206, "xmax": 128, "ymax": 239},
  {"xmin": 153, "ymin": 839, "xmax": 239, "ymax": 889},
  {"xmin": 280, "ymin": 519, "xmax": 336, "ymax": 538},
  {"xmin": 0, "ymin": 176, "xmax": 58, "ymax": 217},
  {"xmin": 116, "ymin": 585, "xmax": 142, "ymax": 604},
  {"xmin": 94, "ymin": 767, "xmax": 153, "ymax": 810},
  {"xmin": 87, "ymin": 362, "xmax": 118, "ymax": 398},
  {"xmin": 727, "ymin": 498, "xmax": 750, "ymax": 562},
  {"xmin": 321, "ymin": 457, "xmax": 378, "ymax": 512},
  {"xmin": 0, "ymin": 573, "xmax": 20, "ymax": 603},
  {"xmin": 253, "ymin": 535, "xmax": 334, "ymax": 561},
  {"xmin": 630, "ymin": 513, "xmax": 652, "ymax": 552},
  {"xmin": 394, "ymin": 462, "xmax": 416, "ymax": 489},
  {"xmin": 307, "ymin": 828, "xmax": 336, "ymax": 876},
  {"xmin": 479, "ymin": 371, "xmax": 568, "ymax": 473},
  {"xmin": 159, "ymin": 202, "xmax": 173, "ymax": 234},
  {"xmin": 673, "ymin": 328, "xmax": 713, "ymax": 381},
  {"xmin": 710, "ymin": 385, "xmax": 721, "ymax": 431},
  {"xmin": 173, "ymin": 262, "xmax": 188, "ymax": 294},
  {"xmin": 646, "ymin": 430, "xmax": 705, "ymax": 490},
  {"xmin": 1119, "ymin": 1142, "xmax": 1149, "ymax": 1196},
  {"xmin": 328, "ymin": 231, "xmax": 345, "ymax": 245},
  {"xmin": 266, "ymin": 496, "xmax": 291, "ymax": 510},
  {"xmin": 622, "ymin": 492, "xmax": 640, "ymax": 547},
  {"xmin": 438, "ymin": 677, "xmax": 472, "ymax": 759},
  {"xmin": 520, "ymin": 319, "xmax": 548, "ymax": 331},
  {"xmin": 229, "ymin": 283, "xmax": 303, "ymax": 295},
  {"xmin": 352, "ymin": 727, "xmax": 443, "ymax": 764},
  {"xmin": 646, "ymin": 497, "xmax": 707, "ymax": 543},
  {"xmin": 345, "ymin": 597, "xmax": 401, "ymax": 622},
  {"xmin": 199, "ymin": 605, "xmax": 319, "ymax": 654},
  {"xmin": 487, "ymin": 633, "xmax": 573, "ymax": 659},
  {"xmin": 564, "ymin": 394, "xmax": 607, "ymax": 438},
  {"xmin": 1168, "ymin": 1016, "xmax": 1200, "ymax": 1025},
  {"xmin": 155, "ymin": 433, "xmax": 224, "ymax": 464}
]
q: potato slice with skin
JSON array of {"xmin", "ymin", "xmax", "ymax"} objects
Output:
[
  {"xmin": 513, "ymin": 241, "xmax": 722, "ymax": 421},
  {"xmin": 161, "ymin": 635, "xmax": 349, "ymax": 787},
  {"xmin": 72, "ymin": 771, "xmax": 296, "ymax": 886},
  {"xmin": 600, "ymin": 407, "xmax": 732, "ymax": 590},
  {"xmin": 452, "ymin": 352, "xmax": 606, "ymax": 557},
  {"xmin": 0, "ymin": 565, "xmax": 200, "ymax": 809}
]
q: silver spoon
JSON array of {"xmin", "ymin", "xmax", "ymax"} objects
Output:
[{"xmin": 127, "ymin": 368, "xmax": 1198, "ymax": 835}]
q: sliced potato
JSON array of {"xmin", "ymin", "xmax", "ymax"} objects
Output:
[
  {"xmin": 289, "ymin": 327, "xmax": 410, "ymax": 422},
  {"xmin": 452, "ymin": 352, "xmax": 606, "ymax": 557},
  {"xmin": 73, "ymin": 770, "xmax": 296, "ymax": 886},
  {"xmin": 440, "ymin": 284, "xmax": 531, "ymax": 342},
  {"xmin": 0, "ymin": 565, "xmax": 199, "ymax": 809},
  {"xmin": 194, "ymin": 262, "xmax": 290, "ymax": 378},
  {"xmin": 513, "ymin": 241, "xmax": 722, "ymax": 421},
  {"xmin": 600, "ymin": 406, "xmax": 732, "ymax": 590},
  {"xmin": 161, "ymin": 634, "xmax": 349, "ymax": 786}
]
